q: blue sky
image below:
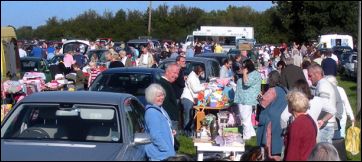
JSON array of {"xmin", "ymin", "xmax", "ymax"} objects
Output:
[{"xmin": 1, "ymin": 1, "xmax": 273, "ymax": 29}]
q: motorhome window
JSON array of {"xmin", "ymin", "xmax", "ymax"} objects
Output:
[{"xmin": 194, "ymin": 36, "xmax": 235, "ymax": 46}]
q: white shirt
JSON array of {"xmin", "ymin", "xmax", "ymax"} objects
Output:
[
  {"xmin": 142, "ymin": 53, "xmax": 149, "ymax": 65},
  {"xmin": 281, "ymin": 96, "xmax": 330, "ymax": 129},
  {"xmin": 337, "ymin": 86, "xmax": 355, "ymax": 121},
  {"xmin": 19, "ymin": 48, "xmax": 27, "ymax": 58},
  {"xmin": 314, "ymin": 78, "xmax": 343, "ymax": 124},
  {"xmin": 181, "ymin": 71, "xmax": 205, "ymax": 103}
]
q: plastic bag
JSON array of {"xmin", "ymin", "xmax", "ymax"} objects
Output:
[{"xmin": 345, "ymin": 126, "xmax": 360, "ymax": 155}]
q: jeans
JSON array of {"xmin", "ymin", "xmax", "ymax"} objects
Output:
[
  {"xmin": 181, "ymin": 98, "xmax": 194, "ymax": 132},
  {"xmin": 318, "ymin": 124, "xmax": 335, "ymax": 143}
]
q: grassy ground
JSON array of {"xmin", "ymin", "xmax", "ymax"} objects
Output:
[
  {"xmin": 177, "ymin": 75, "xmax": 360, "ymax": 161},
  {"xmin": 337, "ymin": 75, "xmax": 360, "ymax": 161}
]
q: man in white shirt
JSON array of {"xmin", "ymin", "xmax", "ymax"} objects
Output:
[
  {"xmin": 308, "ymin": 64, "xmax": 343, "ymax": 143},
  {"xmin": 18, "ymin": 46, "xmax": 27, "ymax": 58}
]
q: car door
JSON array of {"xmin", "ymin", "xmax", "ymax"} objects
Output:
[{"xmin": 122, "ymin": 98, "xmax": 147, "ymax": 161}]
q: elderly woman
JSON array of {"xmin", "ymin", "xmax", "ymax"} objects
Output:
[
  {"xmin": 234, "ymin": 59, "xmax": 262, "ymax": 140},
  {"xmin": 256, "ymin": 70, "xmax": 287, "ymax": 161},
  {"xmin": 308, "ymin": 142, "xmax": 341, "ymax": 161},
  {"xmin": 144, "ymin": 84, "xmax": 176, "ymax": 161},
  {"xmin": 119, "ymin": 50, "xmax": 132, "ymax": 67},
  {"xmin": 284, "ymin": 90, "xmax": 317, "ymax": 161}
]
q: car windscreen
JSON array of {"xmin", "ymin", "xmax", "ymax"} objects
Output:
[
  {"xmin": 63, "ymin": 42, "xmax": 89, "ymax": 55},
  {"xmin": 1, "ymin": 104, "xmax": 121, "ymax": 143},
  {"xmin": 87, "ymin": 50, "xmax": 108, "ymax": 63},
  {"xmin": 90, "ymin": 73, "xmax": 154, "ymax": 96}
]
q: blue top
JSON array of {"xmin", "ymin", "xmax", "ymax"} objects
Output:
[
  {"xmin": 30, "ymin": 47, "xmax": 43, "ymax": 58},
  {"xmin": 234, "ymin": 70, "xmax": 261, "ymax": 105},
  {"xmin": 321, "ymin": 58, "xmax": 337, "ymax": 76},
  {"xmin": 144, "ymin": 104, "xmax": 176, "ymax": 161}
]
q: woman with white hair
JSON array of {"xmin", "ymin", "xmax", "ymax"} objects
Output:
[
  {"xmin": 308, "ymin": 142, "xmax": 340, "ymax": 161},
  {"xmin": 324, "ymin": 75, "xmax": 355, "ymax": 138},
  {"xmin": 284, "ymin": 90, "xmax": 317, "ymax": 161},
  {"xmin": 144, "ymin": 84, "xmax": 176, "ymax": 161}
]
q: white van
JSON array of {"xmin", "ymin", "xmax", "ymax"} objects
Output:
[{"xmin": 317, "ymin": 34, "xmax": 353, "ymax": 49}]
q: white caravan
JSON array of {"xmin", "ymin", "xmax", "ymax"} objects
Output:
[
  {"xmin": 317, "ymin": 34, "xmax": 353, "ymax": 49},
  {"xmin": 185, "ymin": 26, "xmax": 254, "ymax": 53}
]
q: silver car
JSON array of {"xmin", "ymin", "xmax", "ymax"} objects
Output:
[{"xmin": 1, "ymin": 91, "xmax": 150, "ymax": 161}]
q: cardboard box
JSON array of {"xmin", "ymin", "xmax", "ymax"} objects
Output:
[{"xmin": 239, "ymin": 43, "xmax": 252, "ymax": 51}]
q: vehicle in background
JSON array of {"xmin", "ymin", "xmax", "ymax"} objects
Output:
[
  {"xmin": 342, "ymin": 52, "xmax": 357, "ymax": 79},
  {"xmin": 185, "ymin": 26, "xmax": 254, "ymax": 53},
  {"xmin": 227, "ymin": 48, "xmax": 241, "ymax": 58},
  {"xmin": 317, "ymin": 34, "xmax": 353, "ymax": 49},
  {"xmin": 19, "ymin": 57, "xmax": 52, "ymax": 82},
  {"xmin": 158, "ymin": 57, "xmax": 220, "ymax": 83},
  {"xmin": 86, "ymin": 49, "xmax": 109, "ymax": 65},
  {"xmin": 332, "ymin": 45, "xmax": 353, "ymax": 61},
  {"xmin": 60, "ymin": 40, "xmax": 90, "ymax": 55},
  {"xmin": 89, "ymin": 68, "xmax": 164, "ymax": 105},
  {"xmin": 1, "ymin": 91, "xmax": 150, "ymax": 161},
  {"xmin": 195, "ymin": 53, "xmax": 230, "ymax": 65}
]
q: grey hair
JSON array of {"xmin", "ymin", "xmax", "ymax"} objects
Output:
[
  {"xmin": 308, "ymin": 142, "xmax": 340, "ymax": 161},
  {"xmin": 324, "ymin": 75, "xmax": 338, "ymax": 86},
  {"xmin": 308, "ymin": 63, "xmax": 324, "ymax": 76},
  {"xmin": 145, "ymin": 83, "xmax": 166, "ymax": 104},
  {"xmin": 285, "ymin": 57, "xmax": 294, "ymax": 65}
]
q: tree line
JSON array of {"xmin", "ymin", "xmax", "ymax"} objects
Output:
[{"xmin": 15, "ymin": 1, "xmax": 359, "ymax": 45}]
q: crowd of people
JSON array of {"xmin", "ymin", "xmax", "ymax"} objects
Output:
[{"xmin": 17, "ymin": 38, "xmax": 355, "ymax": 161}]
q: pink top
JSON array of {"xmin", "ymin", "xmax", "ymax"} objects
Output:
[
  {"xmin": 63, "ymin": 53, "xmax": 75, "ymax": 68},
  {"xmin": 260, "ymin": 87, "xmax": 276, "ymax": 108}
]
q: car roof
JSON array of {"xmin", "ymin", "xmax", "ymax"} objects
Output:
[
  {"xmin": 127, "ymin": 39, "xmax": 159, "ymax": 43},
  {"xmin": 196, "ymin": 53, "xmax": 228, "ymax": 57},
  {"xmin": 161, "ymin": 57, "xmax": 218, "ymax": 63},
  {"xmin": 102, "ymin": 67, "xmax": 164, "ymax": 74},
  {"xmin": 19, "ymin": 91, "xmax": 133, "ymax": 106},
  {"xmin": 88, "ymin": 49, "xmax": 109, "ymax": 52}
]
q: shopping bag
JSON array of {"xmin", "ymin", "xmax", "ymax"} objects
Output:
[{"xmin": 345, "ymin": 126, "xmax": 360, "ymax": 155}]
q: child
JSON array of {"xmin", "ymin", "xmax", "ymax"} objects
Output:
[
  {"xmin": 72, "ymin": 64, "xmax": 87, "ymax": 90},
  {"xmin": 87, "ymin": 61, "xmax": 101, "ymax": 88}
]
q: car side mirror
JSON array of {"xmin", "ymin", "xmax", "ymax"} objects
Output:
[{"xmin": 133, "ymin": 133, "xmax": 152, "ymax": 145}]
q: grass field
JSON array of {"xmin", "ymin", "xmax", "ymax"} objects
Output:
[{"xmin": 177, "ymin": 75, "xmax": 360, "ymax": 161}]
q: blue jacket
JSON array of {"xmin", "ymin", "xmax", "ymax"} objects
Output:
[
  {"xmin": 256, "ymin": 86, "xmax": 287, "ymax": 155},
  {"xmin": 144, "ymin": 104, "xmax": 176, "ymax": 161}
]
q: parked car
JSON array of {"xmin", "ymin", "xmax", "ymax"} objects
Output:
[
  {"xmin": 1, "ymin": 91, "xmax": 150, "ymax": 161},
  {"xmin": 342, "ymin": 52, "xmax": 357, "ymax": 79},
  {"xmin": 227, "ymin": 48, "xmax": 241, "ymax": 58},
  {"xmin": 89, "ymin": 67, "xmax": 164, "ymax": 105},
  {"xmin": 195, "ymin": 53, "xmax": 230, "ymax": 65},
  {"xmin": 86, "ymin": 49, "xmax": 109, "ymax": 65},
  {"xmin": 20, "ymin": 57, "xmax": 51, "ymax": 82},
  {"xmin": 127, "ymin": 38, "xmax": 162, "ymax": 56},
  {"xmin": 60, "ymin": 40, "xmax": 90, "ymax": 55},
  {"xmin": 332, "ymin": 45, "xmax": 353, "ymax": 61},
  {"xmin": 158, "ymin": 57, "xmax": 220, "ymax": 83}
]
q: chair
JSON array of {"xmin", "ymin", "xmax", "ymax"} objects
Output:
[{"xmin": 86, "ymin": 120, "xmax": 118, "ymax": 142}]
